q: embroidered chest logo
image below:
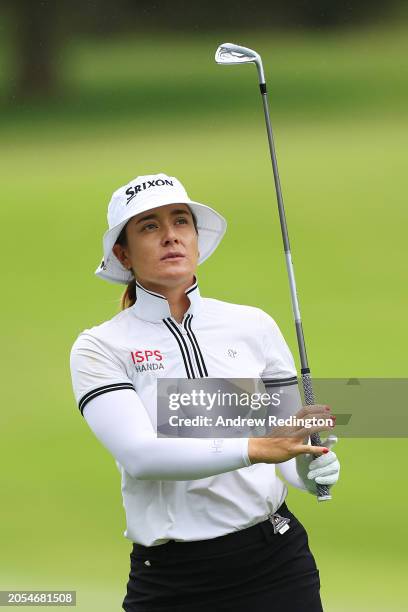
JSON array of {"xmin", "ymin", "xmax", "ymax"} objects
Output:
[
  {"xmin": 130, "ymin": 350, "xmax": 165, "ymax": 372},
  {"xmin": 227, "ymin": 348, "xmax": 238, "ymax": 358}
]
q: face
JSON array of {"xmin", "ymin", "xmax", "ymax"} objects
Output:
[{"xmin": 112, "ymin": 203, "xmax": 199, "ymax": 289}]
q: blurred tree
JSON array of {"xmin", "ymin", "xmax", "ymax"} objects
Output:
[
  {"xmin": 12, "ymin": 0, "xmax": 61, "ymax": 99},
  {"xmin": 111, "ymin": 0, "xmax": 402, "ymax": 31},
  {"xmin": 5, "ymin": 0, "xmax": 132, "ymax": 100},
  {"xmin": 2, "ymin": 0, "xmax": 404, "ymax": 101}
]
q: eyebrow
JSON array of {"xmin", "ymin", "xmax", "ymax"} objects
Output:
[{"xmin": 135, "ymin": 209, "xmax": 191, "ymax": 225}]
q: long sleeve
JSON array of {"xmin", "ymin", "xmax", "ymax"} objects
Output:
[
  {"xmin": 83, "ymin": 389, "xmax": 250, "ymax": 480},
  {"xmin": 70, "ymin": 333, "xmax": 250, "ymax": 480}
]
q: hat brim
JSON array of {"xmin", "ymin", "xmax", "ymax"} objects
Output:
[{"xmin": 94, "ymin": 199, "xmax": 227, "ymax": 285}]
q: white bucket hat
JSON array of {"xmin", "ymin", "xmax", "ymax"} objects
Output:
[{"xmin": 94, "ymin": 173, "xmax": 227, "ymax": 285}]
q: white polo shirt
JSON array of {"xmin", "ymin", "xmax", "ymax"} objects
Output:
[{"xmin": 70, "ymin": 277, "xmax": 300, "ymax": 546}]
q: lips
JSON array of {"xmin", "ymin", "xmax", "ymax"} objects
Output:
[{"xmin": 161, "ymin": 252, "xmax": 185, "ymax": 261}]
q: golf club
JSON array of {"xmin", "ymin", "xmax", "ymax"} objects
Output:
[{"xmin": 215, "ymin": 42, "xmax": 332, "ymax": 502}]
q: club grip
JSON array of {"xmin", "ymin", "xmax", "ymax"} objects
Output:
[{"xmin": 301, "ymin": 372, "xmax": 331, "ymax": 501}]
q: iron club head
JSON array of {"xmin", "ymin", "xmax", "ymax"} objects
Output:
[{"xmin": 215, "ymin": 42, "xmax": 265, "ymax": 84}]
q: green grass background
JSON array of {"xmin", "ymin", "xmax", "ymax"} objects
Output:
[{"xmin": 1, "ymin": 24, "xmax": 407, "ymax": 611}]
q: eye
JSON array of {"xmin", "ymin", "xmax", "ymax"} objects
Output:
[
  {"xmin": 141, "ymin": 223, "xmax": 158, "ymax": 231},
  {"xmin": 176, "ymin": 217, "xmax": 189, "ymax": 224}
]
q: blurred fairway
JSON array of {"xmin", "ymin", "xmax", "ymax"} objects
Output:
[{"xmin": 1, "ymin": 25, "xmax": 407, "ymax": 611}]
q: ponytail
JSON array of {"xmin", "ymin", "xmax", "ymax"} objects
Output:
[
  {"xmin": 120, "ymin": 278, "xmax": 137, "ymax": 310},
  {"xmin": 115, "ymin": 223, "xmax": 137, "ymax": 311}
]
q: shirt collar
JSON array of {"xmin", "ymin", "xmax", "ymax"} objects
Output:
[{"xmin": 131, "ymin": 276, "xmax": 202, "ymax": 323}]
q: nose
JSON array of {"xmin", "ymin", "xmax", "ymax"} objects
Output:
[{"xmin": 161, "ymin": 223, "xmax": 179, "ymax": 246}]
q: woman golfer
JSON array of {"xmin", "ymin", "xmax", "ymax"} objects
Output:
[{"xmin": 70, "ymin": 173, "xmax": 340, "ymax": 611}]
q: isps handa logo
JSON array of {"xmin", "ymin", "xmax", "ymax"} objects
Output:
[{"xmin": 130, "ymin": 349, "xmax": 165, "ymax": 373}]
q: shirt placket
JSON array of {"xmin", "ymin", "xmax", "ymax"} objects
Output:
[
  {"xmin": 163, "ymin": 317, "xmax": 198, "ymax": 379},
  {"xmin": 177, "ymin": 318, "xmax": 200, "ymax": 378}
]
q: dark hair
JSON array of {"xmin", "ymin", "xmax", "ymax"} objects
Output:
[{"xmin": 115, "ymin": 207, "xmax": 199, "ymax": 310}]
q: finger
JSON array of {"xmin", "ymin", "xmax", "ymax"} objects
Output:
[
  {"xmin": 273, "ymin": 426, "xmax": 331, "ymax": 441},
  {"xmin": 295, "ymin": 423, "xmax": 333, "ymax": 439},
  {"xmin": 308, "ymin": 451, "xmax": 338, "ymax": 471},
  {"xmin": 315, "ymin": 474, "xmax": 339, "ymax": 485},
  {"xmin": 296, "ymin": 405, "xmax": 331, "ymax": 418},
  {"xmin": 269, "ymin": 414, "xmax": 333, "ymax": 437},
  {"xmin": 301, "ymin": 415, "xmax": 335, "ymax": 428},
  {"xmin": 296, "ymin": 444, "xmax": 329, "ymax": 457},
  {"xmin": 308, "ymin": 462, "xmax": 340, "ymax": 480}
]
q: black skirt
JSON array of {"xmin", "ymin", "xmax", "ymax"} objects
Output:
[{"xmin": 122, "ymin": 500, "xmax": 323, "ymax": 612}]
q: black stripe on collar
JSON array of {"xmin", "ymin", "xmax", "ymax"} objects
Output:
[
  {"xmin": 135, "ymin": 281, "xmax": 166, "ymax": 300},
  {"xmin": 185, "ymin": 283, "xmax": 198, "ymax": 296}
]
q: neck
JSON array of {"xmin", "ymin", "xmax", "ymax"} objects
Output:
[{"xmin": 136, "ymin": 276, "xmax": 194, "ymax": 323}]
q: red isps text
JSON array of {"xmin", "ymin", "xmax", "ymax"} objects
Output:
[{"xmin": 131, "ymin": 350, "xmax": 163, "ymax": 364}]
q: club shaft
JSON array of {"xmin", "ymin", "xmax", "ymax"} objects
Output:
[{"xmin": 259, "ymin": 87, "xmax": 331, "ymax": 501}]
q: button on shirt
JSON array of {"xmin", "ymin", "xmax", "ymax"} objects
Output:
[{"xmin": 70, "ymin": 278, "xmax": 300, "ymax": 546}]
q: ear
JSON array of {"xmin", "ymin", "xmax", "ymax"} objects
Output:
[{"xmin": 112, "ymin": 243, "xmax": 132, "ymax": 270}]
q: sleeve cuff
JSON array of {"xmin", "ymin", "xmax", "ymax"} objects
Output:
[
  {"xmin": 78, "ymin": 382, "xmax": 135, "ymax": 415},
  {"xmin": 241, "ymin": 438, "xmax": 251, "ymax": 467},
  {"xmin": 261, "ymin": 375, "xmax": 298, "ymax": 388}
]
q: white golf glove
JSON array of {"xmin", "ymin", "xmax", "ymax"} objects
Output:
[{"xmin": 296, "ymin": 435, "xmax": 340, "ymax": 495}]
